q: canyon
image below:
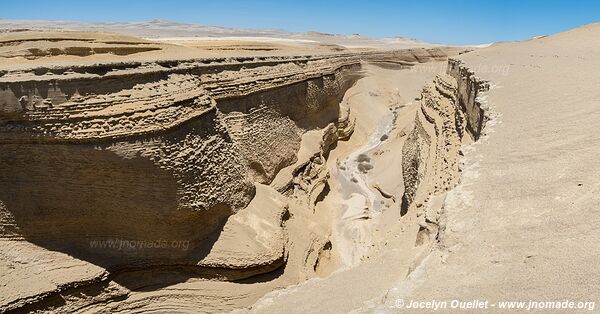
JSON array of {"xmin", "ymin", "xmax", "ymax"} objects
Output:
[{"xmin": 1, "ymin": 20, "xmax": 599, "ymax": 313}]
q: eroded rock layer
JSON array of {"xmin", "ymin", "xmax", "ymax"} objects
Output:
[
  {"xmin": 401, "ymin": 59, "xmax": 489, "ymax": 236},
  {"xmin": 0, "ymin": 45, "xmax": 459, "ymax": 312}
]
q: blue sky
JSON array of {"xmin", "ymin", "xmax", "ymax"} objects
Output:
[{"xmin": 1, "ymin": 0, "xmax": 599, "ymax": 45}]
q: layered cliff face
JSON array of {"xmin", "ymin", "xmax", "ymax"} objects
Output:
[
  {"xmin": 447, "ymin": 58, "xmax": 491, "ymax": 140},
  {"xmin": 0, "ymin": 29, "xmax": 464, "ymax": 312},
  {"xmin": 0, "ymin": 54, "xmax": 363, "ymax": 266},
  {"xmin": 211, "ymin": 59, "xmax": 493, "ymax": 313},
  {"xmin": 401, "ymin": 59, "xmax": 489, "ymax": 240}
]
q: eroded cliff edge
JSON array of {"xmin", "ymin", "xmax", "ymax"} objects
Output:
[
  {"xmin": 223, "ymin": 58, "xmax": 492, "ymax": 313},
  {"xmin": 401, "ymin": 58, "xmax": 490, "ymax": 254},
  {"xmin": 0, "ymin": 46, "xmax": 462, "ymax": 312}
]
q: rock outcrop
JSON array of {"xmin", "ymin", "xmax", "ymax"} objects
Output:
[
  {"xmin": 401, "ymin": 59, "xmax": 489, "ymax": 238},
  {"xmin": 0, "ymin": 30, "xmax": 462, "ymax": 312}
]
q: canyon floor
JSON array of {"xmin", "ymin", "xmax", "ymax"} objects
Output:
[{"xmin": 0, "ymin": 20, "xmax": 599, "ymax": 313}]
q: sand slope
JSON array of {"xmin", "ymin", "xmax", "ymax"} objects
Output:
[{"xmin": 374, "ymin": 22, "xmax": 600, "ymax": 312}]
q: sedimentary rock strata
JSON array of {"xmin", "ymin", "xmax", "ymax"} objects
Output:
[
  {"xmin": 401, "ymin": 59, "xmax": 489, "ymax": 237},
  {"xmin": 0, "ymin": 29, "xmax": 464, "ymax": 312}
]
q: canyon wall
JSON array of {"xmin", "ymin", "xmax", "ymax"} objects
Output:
[
  {"xmin": 401, "ymin": 58, "xmax": 489, "ymax": 237},
  {"xmin": 0, "ymin": 47, "xmax": 459, "ymax": 312},
  {"xmin": 0, "ymin": 55, "xmax": 362, "ymax": 266},
  {"xmin": 447, "ymin": 58, "xmax": 490, "ymax": 140}
]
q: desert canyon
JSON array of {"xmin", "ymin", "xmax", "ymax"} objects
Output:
[{"xmin": 0, "ymin": 18, "xmax": 599, "ymax": 313}]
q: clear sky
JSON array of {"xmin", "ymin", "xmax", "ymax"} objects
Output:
[{"xmin": 1, "ymin": 0, "xmax": 599, "ymax": 45}]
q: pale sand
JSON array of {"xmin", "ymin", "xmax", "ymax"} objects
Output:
[
  {"xmin": 1, "ymin": 19, "xmax": 599, "ymax": 314},
  {"xmin": 252, "ymin": 23, "xmax": 600, "ymax": 313},
  {"xmin": 373, "ymin": 23, "xmax": 600, "ymax": 311},
  {"xmin": 247, "ymin": 62, "xmax": 446, "ymax": 313}
]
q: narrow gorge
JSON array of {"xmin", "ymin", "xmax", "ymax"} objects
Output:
[{"xmin": 0, "ymin": 32, "xmax": 491, "ymax": 313}]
